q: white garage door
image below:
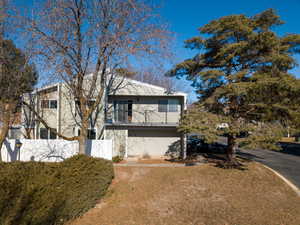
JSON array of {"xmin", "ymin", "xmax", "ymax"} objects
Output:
[{"xmin": 128, "ymin": 129, "xmax": 181, "ymax": 157}]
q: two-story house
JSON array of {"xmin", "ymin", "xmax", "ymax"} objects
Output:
[{"xmin": 21, "ymin": 76, "xmax": 187, "ymax": 158}]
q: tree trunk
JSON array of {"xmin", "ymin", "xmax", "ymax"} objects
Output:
[
  {"xmin": 0, "ymin": 103, "xmax": 13, "ymax": 161},
  {"xmin": 0, "ymin": 121, "xmax": 9, "ymax": 162},
  {"xmin": 24, "ymin": 128, "xmax": 32, "ymax": 139},
  {"xmin": 226, "ymin": 135, "xmax": 237, "ymax": 163},
  {"xmin": 78, "ymin": 119, "xmax": 88, "ymax": 155}
]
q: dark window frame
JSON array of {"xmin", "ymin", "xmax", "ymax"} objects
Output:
[
  {"xmin": 114, "ymin": 100, "xmax": 133, "ymax": 123},
  {"xmin": 158, "ymin": 99, "xmax": 179, "ymax": 112},
  {"xmin": 168, "ymin": 99, "xmax": 178, "ymax": 112},
  {"xmin": 41, "ymin": 99, "xmax": 57, "ymax": 109},
  {"xmin": 158, "ymin": 99, "xmax": 168, "ymax": 112},
  {"xmin": 40, "ymin": 128, "xmax": 57, "ymax": 139},
  {"xmin": 77, "ymin": 128, "xmax": 96, "ymax": 140},
  {"xmin": 41, "ymin": 100, "xmax": 49, "ymax": 109},
  {"xmin": 50, "ymin": 100, "xmax": 57, "ymax": 109},
  {"xmin": 40, "ymin": 128, "xmax": 48, "ymax": 139}
]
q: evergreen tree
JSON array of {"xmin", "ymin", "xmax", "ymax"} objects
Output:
[
  {"xmin": 0, "ymin": 37, "xmax": 37, "ymax": 160},
  {"xmin": 168, "ymin": 9, "xmax": 300, "ymax": 165}
]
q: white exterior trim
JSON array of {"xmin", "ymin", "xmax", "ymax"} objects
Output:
[
  {"xmin": 125, "ymin": 78, "xmax": 187, "ymax": 96},
  {"xmin": 32, "ymin": 83, "xmax": 59, "ymax": 94}
]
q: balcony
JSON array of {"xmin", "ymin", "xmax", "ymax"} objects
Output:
[
  {"xmin": 105, "ymin": 120, "xmax": 179, "ymax": 127},
  {"xmin": 105, "ymin": 109, "xmax": 179, "ymax": 127}
]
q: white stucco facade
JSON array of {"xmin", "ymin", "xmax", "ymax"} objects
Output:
[{"xmin": 22, "ymin": 76, "xmax": 187, "ymax": 159}]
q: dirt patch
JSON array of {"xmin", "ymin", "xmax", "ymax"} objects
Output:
[
  {"xmin": 67, "ymin": 162, "xmax": 300, "ymax": 225},
  {"xmin": 114, "ymin": 167, "xmax": 151, "ymax": 183}
]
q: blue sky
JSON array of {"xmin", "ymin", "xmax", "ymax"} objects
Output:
[
  {"xmin": 15, "ymin": 0, "xmax": 300, "ymax": 100},
  {"xmin": 160, "ymin": 0, "xmax": 300, "ymax": 76}
]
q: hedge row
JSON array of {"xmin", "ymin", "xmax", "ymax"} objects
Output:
[{"xmin": 0, "ymin": 155, "xmax": 114, "ymax": 225}]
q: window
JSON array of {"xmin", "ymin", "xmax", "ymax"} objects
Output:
[
  {"xmin": 114, "ymin": 100, "xmax": 133, "ymax": 123},
  {"xmin": 77, "ymin": 128, "xmax": 96, "ymax": 140},
  {"xmin": 49, "ymin": 129, "xmax": 57, "ymax": 139},
  {"xmin": 40, "ymin": 128, "xmax": 57, "ymax": 139},
  {"xmin": 41, "ymin": 100, "xmax": 49, "ymax": 109},
  {"xmin": 41, "ymin": 100, "xmax": 57, "ymax": 109},
  {"xmin": 87, "ymin": 100, "xmax": 96, "ymax": 107},
  {"xmin": 75, "ymin": 100, "xmax": 96, "ymax": 108},
  {"xmin": 75, "ymin": 99, "xmax": 96, "ymax": 117},
  {"xmin": 50, "ymin": 100, "xmax": 57, "ymax": 109},
  {"xmin": 158, "ymin": 100, "xmax": 168, "ymax": 112},
  {"xmin": 158, "ymin": 99, "xmax": 178, "ymax": 112},
  {"xmin": 128, "ymin": 100, "xmax": 133, "ymax": 122},
  {"xmin": 88, "ymin": 129, "xmax": 96, "ymax": 140},
  {"xmin": 168, "ymin": 99, "xmax": 178, "ymax": 112},
  {"xmin": 40, "ymin": 128, "xmax": 48, "ymax": 139}
]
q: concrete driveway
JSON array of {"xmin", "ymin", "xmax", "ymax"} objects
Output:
[{"xmin": 237, "ymin": 143, "xmax": 300, "ymax": 188}]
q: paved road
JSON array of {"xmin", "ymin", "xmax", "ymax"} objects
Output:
[
  {"xmin": 237, "ymin": 145, "xmax": 300, "ymax": 188},
  {"xmin": 214, "ymin": 137, "xmax": 300, "ymax": 188}
]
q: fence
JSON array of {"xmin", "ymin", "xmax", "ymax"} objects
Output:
[{"xmin": 1, "ymin": 139, "xmax": 113, "ymax": 162}]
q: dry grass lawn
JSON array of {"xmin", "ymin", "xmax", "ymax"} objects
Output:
[{"xmin": 67, "ymin": 162, "xmax": 300, "ymax": 225}]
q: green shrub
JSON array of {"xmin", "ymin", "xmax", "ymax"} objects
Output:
[
  {"xmin": 112, "ymin": 155, "xmax": 123, "ymax": 163},
  {"xmin": 0, "ymin": 155, "xmax": 114, "ymax": 225}
]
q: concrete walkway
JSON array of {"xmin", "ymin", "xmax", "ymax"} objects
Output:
[
  {"xmin": 114, "ymin": 162, "xmax": 203, "ymax": 167},
  {"xmin": 114, "ymin": 163, "xmax": 186, "ymax": 167}
]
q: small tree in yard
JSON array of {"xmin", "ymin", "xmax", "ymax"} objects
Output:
[
  {"xmin": 22, "ymin": 0, "xmax": 172, "ymax": 154},
  {"xmin": 0, "ymin": 38, "xmax": 37, "ymax": 161},
  {"xmin": 168, "ymin": 9, "xmax": 300, "ymax": 166}
]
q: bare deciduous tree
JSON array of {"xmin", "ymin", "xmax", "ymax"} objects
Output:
[{"xmin": 23, "ymin": 0, "xmax": 172, "ymax": 154}]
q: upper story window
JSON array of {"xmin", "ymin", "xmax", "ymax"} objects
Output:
[
  {"xmin": 113, "ymin": 100, "xmax": 133, "ymax": 123},
  {"xmin": 158, "ymin": 99, "xmax": 179, "ymax": 112},
  {"xmin": 40, "ymin": 128, "xmax": 57, "ymax": 139},
  {"xmin": 75, "ymin": 99, "xmax": 96, "ymax": 109},
  {"xmin": 41, "ymin": 100, "xmax": 57, "ymax": 109}
]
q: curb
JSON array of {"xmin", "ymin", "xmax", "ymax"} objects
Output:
[
  {"xmin": 261, "ymin": 164, "xmax": 300, "ymax": 197},
  {"xmin": 113, "ymin": 162, "xmax": 203, "ymax": 167}
]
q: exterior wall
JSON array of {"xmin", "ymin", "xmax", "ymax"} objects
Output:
[
  {"xmin": 105, "ymin": 128, "xmax": 128, "ymax": 157},
  {"xmin": 127, "ymin": 128, "xmax": 180, "ymax": 157},
  {"xmin": 59, "ymin": 84, "xmax": 77, "ymax": 137},
  {"xmin": 59, "ymin": 83, "xmax": 106, "ymax": 138},
  {"xmin": 32, "ymin": 83, "xmax": 106, "ymax": 139},
  {"xmin": 39, "ymin": 110, "xmax": 57, "ymax": 129},
  {"xmin": 108, "ymin": 96, "xmax": 183, "ymax": 124},
  {"xmin": 21, "ymin": 76, "xmax": 187, "ymax": 158},
  {"xmin": 35, "ymin": 87, "xmax": 58, "ymax": 138}
]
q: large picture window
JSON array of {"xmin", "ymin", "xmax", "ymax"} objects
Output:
[
  {"xmin": 114, "ymin": 100, "xmax": 133, "ymax": 123},
  {"xmin": 158, "ymin": 99, "xmax": 179, "ymax": 112}
]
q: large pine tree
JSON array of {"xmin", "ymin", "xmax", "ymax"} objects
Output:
[{"xmin": 168, "ymin": 9, "xmax": 300, "ymax": 164}]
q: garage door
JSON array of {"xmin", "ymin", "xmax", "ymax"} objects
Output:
[{"xmin": 128, "ymin": 129, "xmax": 181, "ymax": 157}]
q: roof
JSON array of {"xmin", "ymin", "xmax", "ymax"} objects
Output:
[
  {"xmin": 124, "ymin": 78, "xmax": 187, "ymax": 97},
  {"xmin": 33, "ymin": 73, "xmax": 188, "ymax": 97}
]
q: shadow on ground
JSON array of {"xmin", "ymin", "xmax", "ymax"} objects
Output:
[{"xmin": 278, "ymin": 142, "xmax": 300, "ymax": 157}]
